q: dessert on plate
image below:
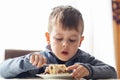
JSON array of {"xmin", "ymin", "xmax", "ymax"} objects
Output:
[
  {"xmin": 36, "ymin": 64, "xmax": 74, "ymax": 79},
  {"xmin": 44, "ymin": 64, "xmax": 69, "ymax": 74}
]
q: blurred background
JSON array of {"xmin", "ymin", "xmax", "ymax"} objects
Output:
[{"xmin": 0, "ymin": 0, "xmax": 119, "ymax": 78}]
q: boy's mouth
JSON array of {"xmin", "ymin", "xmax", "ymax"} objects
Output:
[{"xmin": 61, "ymin": 51, "xmax": 69, "ymax": 55}]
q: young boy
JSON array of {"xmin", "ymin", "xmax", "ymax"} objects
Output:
[{"xmin": 0, "ymin": 5, "xmax": 117, "ymax": 79}]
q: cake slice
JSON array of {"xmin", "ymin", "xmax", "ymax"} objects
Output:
[{"xmin": 44, "ymin": 64, "xmax": 68, "ymax": 74}]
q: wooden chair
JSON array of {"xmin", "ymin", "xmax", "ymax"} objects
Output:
[{"xmin": 4, "ymin": 49, "xmax": 40, "ymax": 60}]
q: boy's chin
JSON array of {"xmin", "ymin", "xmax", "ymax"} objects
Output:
[{"xmin": 59, "ymin": 57, "xmax": 70, "ymax": 62}]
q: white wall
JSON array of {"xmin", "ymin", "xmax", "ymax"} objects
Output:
[
  {"xmin": 0, "ymin": 0, "xmax": 116, "ymax": 68},
  {"xmin": 90, "ymin": 0, "xmax": 115, "ymax": 67}
]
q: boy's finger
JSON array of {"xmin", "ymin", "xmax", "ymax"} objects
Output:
[
  {"xmin": 37, "ymin": 55, "xmax": 47, "ymax": 67},
  {"xmin": 29, "ymin": 54, "xmax": 35, "ymax": 63},
  {"xmin": 36, "ymin": 55, "xmax": 43, "ymax": 68},
  {"xmin": 33, "ymin": 55, "xmax": 39, "ymax": 66},
  {"xmin": 66, "ymin": 64, "xmax": 78, "ymax": 70},
  {"xmin": 43, "ymin": 56, "xmax": 47, "ymax": 65},
  {"xmin": 71, "ymin": 65, "xmax": 82, "ymax": 77}
]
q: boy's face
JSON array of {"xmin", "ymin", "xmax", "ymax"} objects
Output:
[{"xmin": 46, "ymin": 24, "xmax": 84, "ymax": 61}]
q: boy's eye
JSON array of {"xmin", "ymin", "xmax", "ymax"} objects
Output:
[
  {"xmin": 55, "ymin": 38, "xmax": 63, "ymax": 41},
  {"xmin": 69, "ymin": 39, "xmax": 76, "ymax": 42}
]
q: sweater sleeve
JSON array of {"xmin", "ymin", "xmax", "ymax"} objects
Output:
[
  {"xmin": 78, "ymin": 50, "xmax": 117, "ymax": 79},
  {"xmin": 0, "ymin": 53, "xmax": 39, "ymax": 78}
]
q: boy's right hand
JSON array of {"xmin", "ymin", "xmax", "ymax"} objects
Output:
[{"xmin": 29, "ymin": 53, "xmax": 47, "ymax": 68}]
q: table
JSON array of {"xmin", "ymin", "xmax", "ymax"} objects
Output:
[
  {"xmin": 0, "ymin": 77, "xmax": 83, "ymax": 80},
  {"xmin": 0, "ymin": 78, "xmax": 78, "ymax": 80},
  {"xmin": 0, "ymin": 78, "xmax": 119, "ymax": 80}
]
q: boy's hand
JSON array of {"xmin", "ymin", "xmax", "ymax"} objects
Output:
[
  {"xmin": 29, "ymin": 53, "xmax": 47, "ymax": 68},
  {"xmin": 66, "ymin": 64, "xmax": 89, "ymax": 78}
]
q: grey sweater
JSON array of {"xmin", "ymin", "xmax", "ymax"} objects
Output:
[{"xmin": 0, "ymin": 46, "xmax": 117, "ymax": 79}]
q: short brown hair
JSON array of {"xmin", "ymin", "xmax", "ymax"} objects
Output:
[{"xmin": 48, "ymin": 5, "xmax": 84, "ymax": 35}]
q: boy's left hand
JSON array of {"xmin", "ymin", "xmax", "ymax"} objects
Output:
[{"xmin": 66, "ymin": 64, "xmax": 89, "ymax": 78}]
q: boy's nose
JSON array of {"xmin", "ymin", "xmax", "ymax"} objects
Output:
[{"xmin": 62, "ymin": 41, "xmax": 69, "ymax": 48}]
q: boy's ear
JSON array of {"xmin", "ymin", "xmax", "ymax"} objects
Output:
[
  {"xmin": 79, "ymin": 36, "xmax": 84, "ymax": 47},
  {"xmin": 45, "ymin": 32, "xmax": 50, "ymax": 44}
]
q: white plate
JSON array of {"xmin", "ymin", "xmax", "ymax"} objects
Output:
[{"xmin": 36, "ymin": 73, "xmax": 75, "ymax": 79}]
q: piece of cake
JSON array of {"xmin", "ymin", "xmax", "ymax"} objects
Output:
[{"xmin": 44, "ymin": 64, "xmax": 69, "ymax": 74}]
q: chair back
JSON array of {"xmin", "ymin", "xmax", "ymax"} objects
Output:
[{"xmin": 5, "ymin": 49, "xmax": 40, "ymax": 60}]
